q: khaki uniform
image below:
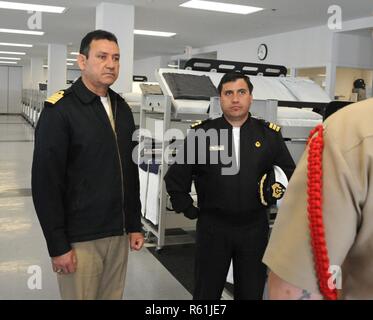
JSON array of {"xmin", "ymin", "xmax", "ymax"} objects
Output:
[
  {"xmin": 263, "ymin": 98, "xmax": 373, "ymax": 299},
  {"xmin": 58, "ymin": 235, "xmax": 128, "ymax": 300}
]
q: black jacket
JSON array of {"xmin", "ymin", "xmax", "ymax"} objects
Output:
[
  {"xmin": 32, "ymin": 78, "xmax": 142, "ymax": 257},
  {"xmin": 164, "ymin": 115, "xmax": 295, "ymax": 224}
]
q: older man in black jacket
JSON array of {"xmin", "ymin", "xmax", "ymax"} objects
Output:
[{"xmin": 32, "ymin": 30, "xmax": 144, "ymax": 300}]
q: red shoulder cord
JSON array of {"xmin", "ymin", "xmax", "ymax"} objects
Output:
[{"xmin": 307, "ymin": 124, "xmax": 337, "ymax": 300}]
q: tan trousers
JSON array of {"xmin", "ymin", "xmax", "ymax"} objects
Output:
[{"xmin": 57, "ymin": 235, "xmax": 129, "ymax": 300}]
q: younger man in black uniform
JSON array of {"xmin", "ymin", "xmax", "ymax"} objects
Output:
[{"xmin": 164, "ymin": 72, "xmax": 295, "ymax": 299}]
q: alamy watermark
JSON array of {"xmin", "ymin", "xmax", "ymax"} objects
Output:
[
  {"xmin": 27, "ymin": 265, "xmax": 42, "ymax": 290},
  {"xmin": 328, "ymin": 5, "xmax": 342, "ymax": 30},
  {"xmin": 26, "ymin": 10, "xmax": 42, "ymax": 30},
  {"xmin": 133, "ymin": 127, "xmax": 240, "ymax": 176},
  {"xmin": 328, "ymin": 265, "xmax": 342, "ymax": 290}
]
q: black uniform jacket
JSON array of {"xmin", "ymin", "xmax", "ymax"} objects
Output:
[
  {"xmin": 32, "ymin": 78, "xmax": 142, "ymax": 257},
  {"xmin": 164, "ymin": 114, "xmax": 295, "ymax": 224}
]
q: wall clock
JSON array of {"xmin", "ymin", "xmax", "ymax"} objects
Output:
[{"xmin": 257, "ymin": 43, "xmax": 268, "ymax": 61}]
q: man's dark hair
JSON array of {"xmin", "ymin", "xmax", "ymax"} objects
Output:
[
  {"xmin": 79, "ymin": 29, "xmax": 118, "ymax": 58},
  {"xmin": 218, "ymin": 72, "xmax": 253, "ymax": 95}
]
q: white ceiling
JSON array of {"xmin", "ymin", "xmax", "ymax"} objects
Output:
[{"xmin": 0, "ymin": 0, "xmax": 372, "ymax": 67}]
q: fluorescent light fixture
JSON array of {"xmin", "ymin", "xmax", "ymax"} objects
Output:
[
  {"xmin": 0, "ymin": 28, "xmax": 44, "ymax": 35},
  {"xmin": 70, "ymin": 52, "xmax": 79, "ymax": 55},
  {"xmin": 66, "ymin": 63, "xmax": 74, "ymax": 66},
  {"xmin": 134, "ymin": 29, "xmax": 176, "ymax": 37},
  {"xmin": 180, "ymin": 0, "xmax": 263, "ymax": 15},
  {"xmin": 66, "ymin": 58, "xmax": 77, "ymax": 62},
  {"xmin": 0, "ymin": 42, "xmax": 33, "ymax": 47},
  {"xmin": 43, "ymin": 65, "xmax": 48, "ymax": 68},
  {"xmin": 0, "ymin": 61, "xmax": 17, "ymax": 64},
  {"xmin": 0, "ymin": 50, "xmax": 26, "ymax": 55},
  {"xmin": 0, "ymin": 1, "xmax": 66, "ymax": 13},
  {"xmin": 0, "ymin": 56, "xmax": 21, "ymax": 60}
]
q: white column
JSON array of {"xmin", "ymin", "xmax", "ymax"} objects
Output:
[
  {"xmin": 47, "ymin": 44, "xmax": 67, "ymax": 97},
  {"xmin": 325, "ymin": 33, "xmax": 338, "ymax": 99},
  {"xmin": 30, "ymin": 57, "xmax": 44, "ymax": 90},
  {"xmin": 325, "ymin": 63, "xmax": 337, "ymax": 99},
  {"xmin": 22, "ymin": 60, "xmax": 31, "ymax": 90},
  {"xmin": 96, "ymin": 2, "xmax": 134, "ymax": 94}
]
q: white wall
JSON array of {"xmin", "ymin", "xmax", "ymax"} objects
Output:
[
  {"xmin": 133, "ymin": 55, "xmax": 170, "ymax": 82},
  {"xmin": 132, "ymin": 18, "xmax": 373, "ymax": 98},
  {"xmin": 170, "ymin": 25, "xmax": 336, "ymax": 96},
  {"xmin": 173, "ymin": 24, "xmax": 373, "ymax": 72},
  {"xmin": 172, "ymin": 25, "xmax": 334, "ymax": 70},
  {"xmin": 336, "ymin": 30, "xmax": 373, "ymax": 69}
]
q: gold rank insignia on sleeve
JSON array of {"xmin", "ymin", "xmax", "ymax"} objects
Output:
[
  {"xmin": 268, "ymin": 122, "xmax": 281, "ymax": 132},
  {"xmin": 191, "ymin": 120, "xmax": 202, "ymax": 128},
  {"xmin": 191, "ymin": 119, "xmax": 210, "ymax": 129},
  {"xmin": 45, "ymin": 90, "xmax": 65, "ymax": 104}
]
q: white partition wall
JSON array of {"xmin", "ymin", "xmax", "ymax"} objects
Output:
[
  {"xmin": 0, "ymin": 66, "xmax": 9, "ymax": 114},
  {"xmin": 0, "ymin": 66, "xmax": 23, "ymax": 114},
  {"xmin": 8, "ymin": 67, "xmax": 23, "ymax": 114}
]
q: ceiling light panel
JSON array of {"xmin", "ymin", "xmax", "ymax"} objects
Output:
[
  {"xmin": 0, "ymin": 50, "xmax": 26, "ymax": 55},
  {"xmin": 0, "ymin": 28, "xmax": 44, "ymax": 35},
  {"xmin": 180, "ymin": 0, "xmax": 263, "ymax": 15},
  {"xmin": 0, "ymin": 56, "xmax": 21, "ymax": 60},
  {"xmin": 0, "ymin": 1, "xmax": 66, "ymax": 13},
  {"xmin": 134, "ymin": 29, "xmax": 176, "ymax": 37},
  {"xmin": 0, "ymin": 42, "xmax": 33, "ymax": 47}
]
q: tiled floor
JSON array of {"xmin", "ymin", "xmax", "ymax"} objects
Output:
[{"xmin": 0, "ymin": 115, "xmax": 191, "ymax": 300}]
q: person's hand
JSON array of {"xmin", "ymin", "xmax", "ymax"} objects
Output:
[
  {"xmin": 51, "ymin": 249, "xmax": 77, "ymax": 275},
  {"xmin": 129, "ymin": 232, "xmax": 144, "ymax": 251},
  {"xmin": 184, "ymin": 205, "xmax": 199, "ymax": 220}
]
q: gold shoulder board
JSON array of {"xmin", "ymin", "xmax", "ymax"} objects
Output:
[
  {"xmin": 268, "ymin": 122, "xmax": 281, "ymax": 132},
  {"xmin": 45, "ymin": 90, "xmax": 65, "ymax": 105},
  {"xmin": 191, "ymin": 119, "xmax": 211, "ymax": 129},
  {"xmin": 191, "ymin": 120, "xmax": 202, "ymax": 128}
]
